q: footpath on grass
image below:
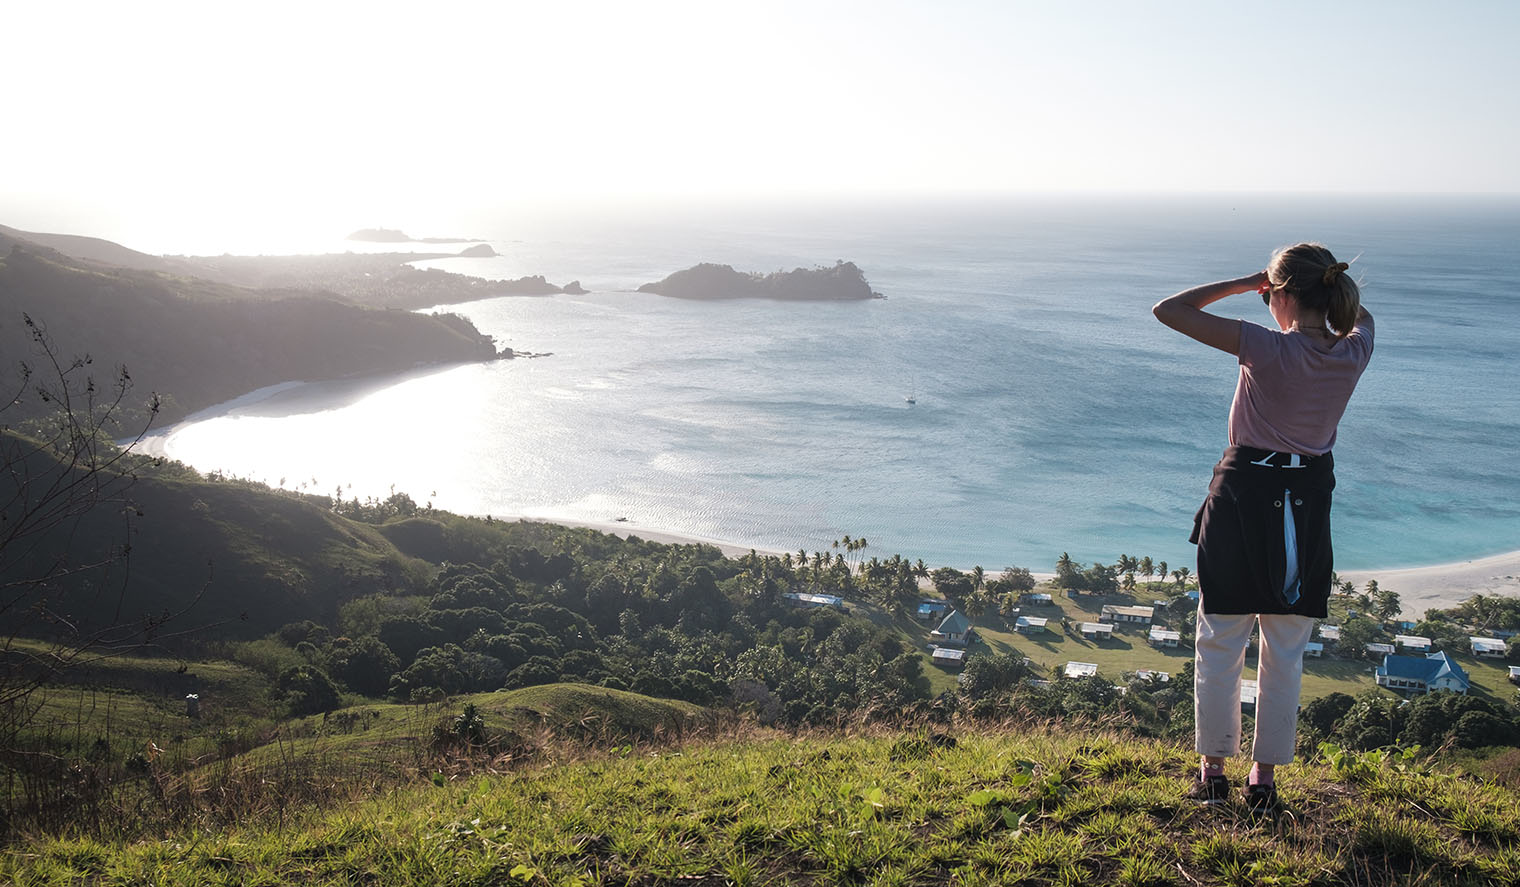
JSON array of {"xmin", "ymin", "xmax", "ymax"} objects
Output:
[{"xmin": 7, "ymin": 728, "xmax": 1520, "ymax": 887}]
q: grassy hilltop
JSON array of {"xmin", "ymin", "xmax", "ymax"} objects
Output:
[{"xmin": 7, "ymin": 718, "xmax": 1520, "ymax": 886}]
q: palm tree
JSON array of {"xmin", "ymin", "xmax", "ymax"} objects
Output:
[
  {"xmin": 971, "ymin": 566, "xmax": 986, "ymax": 594},
  {"xmin": 1121, "ymin": 572, "xmax": 1137, "ymax": 592},
  {"xmin": 1176, "ymin": 566, "xmax": 1191, "ymax": 589},
  {"xmin": 1140, "ymin": 557, "xmax": 1154, "ymax": 580},
  {"xmin": 1156, "ymin": 561, "xmax": 1168, "ymax": 586}
]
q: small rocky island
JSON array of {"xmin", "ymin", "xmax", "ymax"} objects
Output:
[{"xmin": 637, "ymin": 260, "xmax": 881, "ymax": 301}]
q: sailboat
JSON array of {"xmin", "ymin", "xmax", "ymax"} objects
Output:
[{"xmin": 905, "ymin": 378, "xmax": 917, "ymax": 405}]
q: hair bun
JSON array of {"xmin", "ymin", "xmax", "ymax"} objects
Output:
[{"xmin": 1322, "ymin": 262, "xmax": 1350, "ymax": 285}]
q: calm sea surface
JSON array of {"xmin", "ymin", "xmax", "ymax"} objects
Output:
[{"xmin": 146, "ymin": 195, "xmax": 1520, "ymax": 571}]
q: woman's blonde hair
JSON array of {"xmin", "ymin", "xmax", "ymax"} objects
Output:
[{"xmin": 1267, "ymin": 242, "xmax": 1361, "ymax": 337}]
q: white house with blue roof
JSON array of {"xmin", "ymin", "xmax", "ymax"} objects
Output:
[{"xmin": 1375, "ymin": 650, "xmax": 1471, "ymax": 695}]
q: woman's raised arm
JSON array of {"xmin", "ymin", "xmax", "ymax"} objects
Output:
[{"xmin": 1152, "ymin": 271, "xmax": 1266, "ymax": 356}]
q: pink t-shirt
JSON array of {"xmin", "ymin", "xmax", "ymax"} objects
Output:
[{"xmin": 1228, "ymin": 315, "xmax": 1375, "ymax": 455}]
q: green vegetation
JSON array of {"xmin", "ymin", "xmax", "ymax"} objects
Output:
[
  {"xmin": 7, "ymin": 727, "xmax": 1520, "ymax": 886},
  {"xmin": 0, "ymin": 242, "xmax": 501, "ymax": 426}
]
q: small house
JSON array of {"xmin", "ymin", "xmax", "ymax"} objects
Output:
[
  {"xmin": 1100, "ymin": 604, "xmax": 1154, "ymax": 625},
  {"xmin": 1133, "ymin": 669, "xmax": 1171, "ymax": 683},
  {"xmin": 916, "ymin": 600, "xmax": 950, "ymax": 622},
  {"xmin": 930, "ymin": 647, "xmax": 966, "ymax": 669},
  {"xmin": 1375, "ymin": 650, "xmax": 1471, "ymax": 695},
  {"xmin": 1147, "ymin": 626, "xmax": 1181, "ymax": 648},
  {"xmin": 1240, "ymin": 679, "xmax": 1259, "ymax": 710},
  {"xmin": 1317, "ymin": 624, "xmax": 1341, "ymax": 642},
  {"xmin": 1063, "ymin": 661, "xmax": 1098, "ymax": 679},
  {"xmin": 1470, "ymin": 636, "xmax": 1507, "ymax": 658},
  {"xmin": 1393, "ymin": 635, "xmax": 1432, "ymax": 653},
  {"xmin": 1304, "ymin": 641, "xmax": 1324, "ymax": 658},
  {"xmin": 1397, "ymin": 620, "xmax": 1418, "ymax": 632},
  {"xmin": 1185, "ymin": 590, "xmax": 1200, "ymax": 602},
  {"xmin": 1365, "ymin": 642, "xmax": 1395, "ymax": 657},
  {"xmin": 1508, "ymin": 665, "xmax": 1520, "ymax": 684},
  {"xmin": 1079, "ymin": 621, "xmax": 1114, "ymax": 641},
  {"xmin": 930, "ymin": 609, "xmax": 973, "ymax": 647},
  {"xmin": 1020, "ymin": 592, "xmax": 1054, "ymax": 606},
  {"xmin": 785, "ymin": 592, "xmax": 846, "ymax": 611},
  {"xmin": 1014, "ymin": 615, "xmax": 1049, "ymax": 634}
]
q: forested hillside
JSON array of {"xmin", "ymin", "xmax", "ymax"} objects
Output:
[{"xmin": 0, "ymin": 242, "xmax": 499, "ymax": 426}]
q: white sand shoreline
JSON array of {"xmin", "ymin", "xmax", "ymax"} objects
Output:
[
  {"xmin": 1336, "ymin": 552, "xmax": 1520, "ymax": 620},
  {"xmin": 126, "ymin": 384, "xmax": 1520, "ymax": 619},
  {"xmin": 504, "ymin": 515, "xmax": 1520, "ymax": 617}
]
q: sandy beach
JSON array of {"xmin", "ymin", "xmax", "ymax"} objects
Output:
[
  {"xmin": 1337, "ymin": 551, "xmax": 1520, "ymax": 620},
  {"xmin": 128, "ymin": 379, "xmax": 1520, "ymax": 621},
  {"xmin": 508, "ymin": 515, "xmax": 1520, "ymax": 618}
]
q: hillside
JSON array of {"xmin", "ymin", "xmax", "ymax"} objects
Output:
[
  {"xmin": 0, "ymin": 224, "xmax": 191, "ymax": 273},
  {"xmin": 0, "ymin": 244, "xmax": 501, "ymax": 425},
  {"xmin": 6, "ymin": 725, "xmax": 1519, "ymax": 886}
]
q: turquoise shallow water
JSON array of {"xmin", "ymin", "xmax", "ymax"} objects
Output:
[{"xmin": 148, "ymin": 195, "xmax": 1520, "ymax": 571}]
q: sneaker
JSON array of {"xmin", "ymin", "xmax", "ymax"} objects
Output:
[
  {"xmin": 1243, "ymin": 781, "xmax": 1278, "ymax": 813},
  {"xmin": 1187, "ymin": 774, "xmax": 1231, "ymax": 806}
]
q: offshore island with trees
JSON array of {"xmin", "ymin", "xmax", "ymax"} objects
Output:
[{"xmin": 4, "ymin": 226, "xmax": 1520, "ymax": 884}]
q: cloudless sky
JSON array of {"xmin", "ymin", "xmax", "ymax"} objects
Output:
[{"xmin": 4, "ymin": 0, "xmax": 1518, "ymax": 250}]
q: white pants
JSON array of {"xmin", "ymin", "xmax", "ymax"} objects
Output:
[{"xmin": 1194, "ymin": 608, "xmax": 1315, "ymax": 764}]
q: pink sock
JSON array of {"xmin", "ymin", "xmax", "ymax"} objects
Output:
[
  {"xmin": 1201, "ymin": 762, "xmax": 1225, "ymax": 780},
  {"xmin": 1249, "ymin": 764, "xmax": 1274, "ymax": 785}
]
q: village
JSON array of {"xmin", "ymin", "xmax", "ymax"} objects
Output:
[{"xmin": 783, "ymin": 579, "xmax": 1520, "ymax": 705}]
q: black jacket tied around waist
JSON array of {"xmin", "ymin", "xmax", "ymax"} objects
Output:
[{"xmin": 1190, "ymin": 446, "xmax": 1336, "ymax": 617}]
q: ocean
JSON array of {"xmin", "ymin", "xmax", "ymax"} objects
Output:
[{"xmin": 142, "ymin": 194, "xmax": 1520, "ymax": 572}]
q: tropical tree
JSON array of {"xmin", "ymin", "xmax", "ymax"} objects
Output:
[
  {"xmin": 1175, "ymin": 566, "xmax": 1192, "ymax": 590},
  {"xmin": 1156, "ymin": 561, "xmax": 1168, "ymax": 585},
  {"xmin": 1054, "ymin": 552, "xmax": 1083, "ymax": 590},
  {"xmin": 988, "ymin": 566, "xmax": 1036, "ymax": 595},
  {"xmin": 1374, "ymin": 588, "xmax": 1403, "ymax": 624},
  {"xmin": 1139, "ymin": 556, "xmax": 1154, "ymax": 580}
]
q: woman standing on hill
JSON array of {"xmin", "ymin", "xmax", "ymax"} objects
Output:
[{"xmin": 1152, "ymin": 243, "xmax": 1374, "ymax": 811}]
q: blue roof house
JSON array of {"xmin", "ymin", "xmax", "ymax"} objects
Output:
[
  {"xmin": 1375, "ymin": 650, "xmax": 1471, "ymax": 695},
  {"xmin": 916, "ymin": 600, "xmax": 951, "ymax": 621}
]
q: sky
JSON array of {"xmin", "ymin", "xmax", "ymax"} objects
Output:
[{"xmin": 4, "ymin": 0, "xmax": 1518, "ymax": 252}]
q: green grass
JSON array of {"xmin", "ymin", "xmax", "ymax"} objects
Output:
[
  {"xmin": 7, "ymin": 727, "xmax": 1520, "ymax": 886},
  {"xmin": 230, "ymin": 683, "xmax": 711, "ymax": 769}
]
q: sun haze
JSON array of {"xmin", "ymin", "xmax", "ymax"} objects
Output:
[{"xmin": 4, "ymin": 0, "xmax": 1517, "ymax": 251}]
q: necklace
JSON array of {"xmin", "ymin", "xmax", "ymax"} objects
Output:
[{"xmin": 1289, "ymin": 324, "xmax": 1331, "ymax": 337}]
